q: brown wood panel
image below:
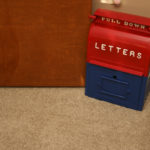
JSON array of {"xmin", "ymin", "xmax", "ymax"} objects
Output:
[{"xmin": 0, "ymin": 0, "xmax": 91, "ymax": 86}]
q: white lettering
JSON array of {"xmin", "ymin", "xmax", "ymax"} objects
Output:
[
  {"xmin": 134, "ymin": 24, "xmax": 140, "ymax": 28},
  {"xmin": 116, "ymin": 47, "xmax": 121, "ymax": 53},
  {"xmin": 108, "ymin": 45, "xmax": 114, "ymax": 52},
  {"xmin": 123, "ymin": 49, "xmax": 128, "ymax": 56},
  {"xmin": 141, "ymin": 25, "xmax": 146, "ymax": 29},
  {"xmin": 130, "ymin": 51, "xmax": 135, "ymax": 57},
  {"xmin": 137, "ymin": 52, "xmax": 142, "ymax": 59},
  {"xmin": 94, "ymin": 42, "xmax": 142, "ymax": 60},
  {"xmin": 106, "ymin": 18, "xmax": 110, "ymax": 22},
  {"xmin": 100, "ymin": 16, "xmax": 146, "ymax": 30},
  {"xmin": 116, "ymin": 20, "xmax": 121, "ymax": 24},
  {"xmin": 101, "ymin": 17, "xmax": 105, "ymax": 21},
  {"xmin": 129, "ymin": 23, "xmax": 133, "ymax": 27},
  {"xmin": 124, "ymin": 21, "xmax": 128, "ymax": 26},
  {"xmin": 95, "ymin": 42, "xmax": 100, "ymax": 50},
  {"xmin": 101, "ymin": 44, "xmax": 106, "ymax": 51},
  {"xmin": 111, "ymin": 19, "xmax": 115, "ymax": 23}
]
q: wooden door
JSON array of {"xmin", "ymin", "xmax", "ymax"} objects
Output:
[{"xmin": 0, "ymin": 0, "xmax": 91, "ymax": 86}]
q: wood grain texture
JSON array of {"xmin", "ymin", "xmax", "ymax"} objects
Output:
[{"xmin": 0, "ymin": 0, "xmax": 91, "ymax": 86}]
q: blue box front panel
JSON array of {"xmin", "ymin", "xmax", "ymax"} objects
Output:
[{"xmin": 85, "ymin": 63, "xmax": 148, "ymax": 111}]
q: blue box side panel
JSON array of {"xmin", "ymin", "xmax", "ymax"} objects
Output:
[{"xmin": 85, "ymin": 63, "xmax": 148, "ymax": 111}]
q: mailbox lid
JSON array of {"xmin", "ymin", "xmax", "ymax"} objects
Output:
[
  {"xmin": 94, "ymin": 9, "xmax": 150, "ymax": 27},
  {"xmin": 87, "ymin": 16, "xmax": 150, "ymax": 77}
]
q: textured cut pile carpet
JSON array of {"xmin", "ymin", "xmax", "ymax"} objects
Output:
[{"xmin": 0, "ymin": 88, "xmax": 150, "ymax": 150}]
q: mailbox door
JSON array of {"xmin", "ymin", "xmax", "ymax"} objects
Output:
[{"xmin": 85, "ymin": 63, "xmax": 147, "ymax": 110}]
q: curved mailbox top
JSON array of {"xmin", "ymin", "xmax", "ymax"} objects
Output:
[
  {"xmin": 94, "ymin": 9, "xmax": 150, "ymax": 27},
  {"xmin": 87, "ymin": 9, "xmax": 150, "ymax": 77}
]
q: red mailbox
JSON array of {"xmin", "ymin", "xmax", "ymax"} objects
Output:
[
  {"xmin": 87, "ymin": 9, "xmax": 150, "ymax": 76},
  {"xmin": 85, "ymin": 9, "xmax": 150, "ymax": 110}
]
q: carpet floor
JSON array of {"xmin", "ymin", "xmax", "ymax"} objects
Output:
[{"xmin": 0, "ymin": 88, "xmax": 150, "ymax": 150}]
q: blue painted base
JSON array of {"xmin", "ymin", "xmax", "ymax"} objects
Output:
[{"xmin": 85, "ymin": 63, "xmax": 149, "ymax": 111}]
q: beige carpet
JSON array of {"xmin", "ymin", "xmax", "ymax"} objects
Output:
[{"xmin": 0, "ymin": 88, "xmax": 150, "ymax": 150}]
